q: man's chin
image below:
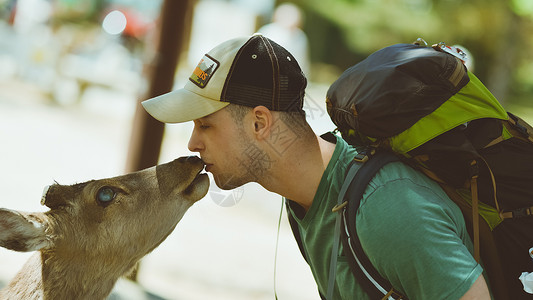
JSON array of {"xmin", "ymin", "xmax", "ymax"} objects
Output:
[
  {"xmin": 213, "ymin": 176, "xmax": 245, "ymax": 191},
  {"xmin": 216, "ymin": 182, "xmax": 244, "ymax": 191}
]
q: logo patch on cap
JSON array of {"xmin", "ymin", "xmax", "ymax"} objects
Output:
[{"xmin": 189, "ymin": 54, "xmax": 219, "ymax": 88}]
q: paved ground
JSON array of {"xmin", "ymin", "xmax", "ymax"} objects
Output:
[{"xmin": 0, "ymin": 78, "xmax": 335, "ymax": 299}]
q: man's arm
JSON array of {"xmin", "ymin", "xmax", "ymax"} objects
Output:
[{"xmin": 460, "ymin": 274, "xmax": 491, "ymax": 300}]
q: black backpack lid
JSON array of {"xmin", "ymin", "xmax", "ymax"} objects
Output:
[{"xmin": 326, "ymin": 43, "xmax": 470, "ymax": 138}]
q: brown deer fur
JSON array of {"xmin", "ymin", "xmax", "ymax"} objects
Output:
[{"xmin": 0, "ymin": 156, "xmax": 209, "ymax": 300}]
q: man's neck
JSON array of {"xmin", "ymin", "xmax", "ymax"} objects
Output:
[{"xmin": 260, "ymin": 134, "xmax": 336, "ymax": 210}]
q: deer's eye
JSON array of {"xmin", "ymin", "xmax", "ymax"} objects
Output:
[{"xmin": 96, "ymin": 187, "xmax": 116, "ymax": 206}]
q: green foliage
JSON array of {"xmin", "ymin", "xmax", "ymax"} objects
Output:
[
  {"xmin": 512, "ymin": 0, "xmax": 533, "ymax": 16},
  {"xmin": 302, "ymin": 0, "xmax": 438, "ymax": 53},
  {"xmin": 291, "ymin": 0, "xmax": 533, "ymax": 107},
  {"xmin": 51, "ymin": 0, "xmax": 109, "ymax": 24}
]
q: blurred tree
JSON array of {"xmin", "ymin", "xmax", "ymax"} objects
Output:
[
  {"xmin": 287, "ymin": 0, "xmax": 533, "ymax": 106},
  {"xmin": 509, "ymin": 0, "xmax": 533, "ymax": 105},
  {"xmin": 0, "ymin": 0, "xmax": 17, "ymax": 24},
  {"xmin": 51, "ymin": 0, "xmax": 108, "ymax": 25}
]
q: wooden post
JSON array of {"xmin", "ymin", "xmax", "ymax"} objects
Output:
[
  {"xmin": 125, "ymin": 0, "xmax": 194, "ymax": 173},
  {"xmin": 124, "ymin": 0, "xmax": 194, "ymax": 282}
]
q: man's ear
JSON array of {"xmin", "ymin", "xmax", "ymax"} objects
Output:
[
  {"xmin": 251, "ymin": 106, "xmax": 273, "ymax": 140},
  {"xmin": 0, "ymin": 209, "xmax": 51, "ymax": 252}
]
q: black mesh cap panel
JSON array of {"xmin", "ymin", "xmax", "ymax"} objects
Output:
[{"xmin": 222, "ymin": 35, "xmax": 307, "ymax": 112}]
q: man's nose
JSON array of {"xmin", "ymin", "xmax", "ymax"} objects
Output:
[{"xmin": 188, "ymin": 129, "xmax": 204, "ymax": 152}]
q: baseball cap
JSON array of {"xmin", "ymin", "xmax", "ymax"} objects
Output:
[{"xmin": 142, "ymin": 33, "xmax": 307, "ymax": 123}]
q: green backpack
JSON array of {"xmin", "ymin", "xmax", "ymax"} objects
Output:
[{"xmin": 323, "ymin": 40, "xmax": 533, "ymax": 299}]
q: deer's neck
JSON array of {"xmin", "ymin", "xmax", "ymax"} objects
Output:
[{"xmin": 1, "ymin": 251, "xmax": 129, "ymax": 300}]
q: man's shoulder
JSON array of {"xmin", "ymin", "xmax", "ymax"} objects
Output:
[
  {"xmin": 366, "ymin": 159, "xmax": 440, "ymax": 195},
  {"xmin": 358, "ymin": 158, "xmax": 463, "ymax": 225},
  {"xmin": 358, "ymin": 158, "xmax": 462, "ymax": 218}
]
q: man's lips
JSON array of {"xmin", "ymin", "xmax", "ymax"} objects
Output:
[{"xmin": 199, "ymin": 157, "xmax": 213, "ymax": 172}]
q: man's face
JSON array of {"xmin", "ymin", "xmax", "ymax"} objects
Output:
[{"xmin": 188, "ymin": 107, "xmax": 268, "ymax": 190}]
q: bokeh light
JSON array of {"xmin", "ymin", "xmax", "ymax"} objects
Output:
[{"xmin": 102, "ymin": 10, "xmax": 127, "ymax": 35}]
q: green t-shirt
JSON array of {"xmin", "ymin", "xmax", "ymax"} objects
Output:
[{"xmin": 287, "ymin": 134, "xmax": 483, "ymax": 299}]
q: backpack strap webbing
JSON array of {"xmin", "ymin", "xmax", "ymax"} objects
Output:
[
  {"xmin": 340, "ymin": 150, "xmax": 407, "ymax": 300},
  {"xmin": 469, "ymin": 161, "xmax": 480, "ymax": 262}
]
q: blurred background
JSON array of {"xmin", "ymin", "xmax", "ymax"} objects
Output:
[{"xmin": 0, "ymin": 0, "xmax": 532, "ymax": 299}]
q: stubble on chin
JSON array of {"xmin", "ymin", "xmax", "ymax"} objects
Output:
[
  {"xmin": 212, "ymin": 142, "xmax": 273, "ymax": 190},
  {"xmin": 212, "ymin": 172, "xmax": 242, "ymax": 190}
]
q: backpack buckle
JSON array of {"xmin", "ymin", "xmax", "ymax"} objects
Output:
[
  {"xmin": 501, "ymin": 207, "xmax": 533, "ymax": 219},
  {"xmin": 332, "ymin": 201, "xmax": 348, "ymax": 213},
  {"xmin": 383, "ymin": 288, "xmax": 405, "ymax": 300},
  {"xmin": 511, "ymin": 207, "xmax": 532, "ymax": 218},
  {"xmin": 509, "ymin": 113, "xmax": 530, "ymax": 137},
  {"xmin": 353, "ymin": 148, "xmax": 375, "ymax": 163},
  {"xmin": 432, "ymin": 42, "xmax": 469, "ymax": 63}
]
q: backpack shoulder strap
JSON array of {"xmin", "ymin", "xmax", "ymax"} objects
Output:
[
  {"xmin": 286, "ymin": 148, "xmax": 404, "ymax": 299},
  {"xmin": 340, "ymin": 150, "xmax": 407, "ymax": 300}
]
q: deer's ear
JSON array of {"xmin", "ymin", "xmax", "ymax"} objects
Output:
[
  {"xmin": 41, "ymin": 184, "xmax": 69, "ymax": 209},
  {"xmin": 0, "ymin": 209, "xmax": 51, "ymax": 252}
]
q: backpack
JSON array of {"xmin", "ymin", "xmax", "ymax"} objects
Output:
[{"xmin": 288, "ymin": 40, "xmax": 533, "ymax": 299}]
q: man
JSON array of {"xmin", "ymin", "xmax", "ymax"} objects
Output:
[{"xmin": 142, "ymin": 34, "xmax": 491, "ymax": 299}]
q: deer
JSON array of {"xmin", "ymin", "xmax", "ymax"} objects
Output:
[{"xmin": 0, "ymin": 156, "xmax": 209, "ymax": 300}]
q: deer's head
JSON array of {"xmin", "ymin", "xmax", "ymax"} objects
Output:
[{"xmin": 0, "ymin": 156, "xmax": 208, "ymax": 267}]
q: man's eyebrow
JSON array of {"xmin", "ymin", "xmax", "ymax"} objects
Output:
[
  {"xmin": 195, "ymin": 114, "xmax": 213, "ymax": 123},
  {"xmin": 198, "ymin": 115, "xmax": 212, "ymax": 121}
]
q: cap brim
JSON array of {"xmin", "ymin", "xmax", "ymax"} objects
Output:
[{"xmin": 142, "ymin": 88, "xmax": 229, "ymax": 123}]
